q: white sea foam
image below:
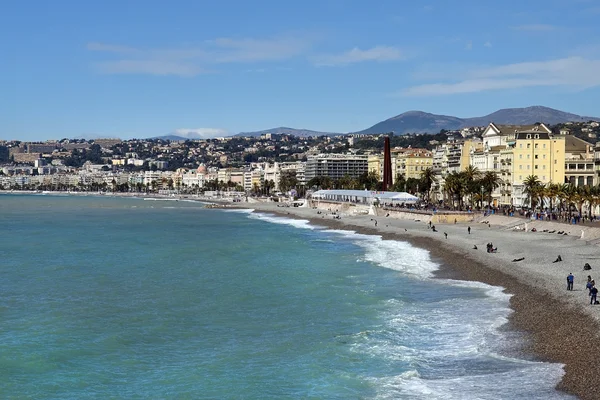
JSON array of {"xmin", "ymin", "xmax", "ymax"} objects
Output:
[
  {"xmin": 323, "ymin": 229, "xmax": 439, "ymax": 278},
  {"xmin": 248, "ymin": 212, "xmax": 318, "ymax": 230},
  {"xmin": 221, "ymin": 208, "xmax": 255, "ymax": 214}
]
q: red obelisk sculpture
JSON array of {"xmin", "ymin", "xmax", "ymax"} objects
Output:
[{"xmin": 382, "ymin": 136, "xmax": 392, "ymax": 191}]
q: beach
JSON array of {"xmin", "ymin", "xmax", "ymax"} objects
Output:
[{"xmin": 242, "ymin": 201, "xmax": 600, "ymax": 400}]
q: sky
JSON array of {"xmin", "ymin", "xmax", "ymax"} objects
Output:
[{"xmin": 2, "ymin": 0, "xmax": 600, "ymax": 141}]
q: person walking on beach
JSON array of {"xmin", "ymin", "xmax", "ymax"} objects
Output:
[
  {"xmin": 567, "ymin": 273, "xmax": 574, "ymax": 291},
  {"xmin": 468, "ymin": 226, "xmax": 471, "ymax": 234},
  {"xmin": 591, "ymin": 285, "xmax": 598, "ymax": 305},
  {"xmin": 444, "ymin": 232, "xmax": 448, "ymax": 239}
]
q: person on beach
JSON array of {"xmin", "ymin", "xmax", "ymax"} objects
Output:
[
  {"xmin": 553, "ymin": 255, "xmax": 563, "ymax": 263},
  {"xmin": 567, "ymin": 273, "xmax": 574, "ymax": 291},
  {"xmin": 444, "ymin": 232, "xmax": 448, "ymax": 239},
  {"xmin": 468, "ymin": 226, "xmax": 471, "ymax": 234},
  {"xmin": 586, "ymin": 277, "xmax": 594, "ymax": 295},
  {"xmin": 591, "ymin": 285, "xmax": 598, "ymax": 305}
]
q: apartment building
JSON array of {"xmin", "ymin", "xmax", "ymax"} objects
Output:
[{"xmin": 304, "ymin": 154, "xmax": 368, "ymax": 182}]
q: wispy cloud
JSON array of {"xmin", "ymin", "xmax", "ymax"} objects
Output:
[
  {"xmin": 87, "ymin": 35, "xmax": 312, "ymax": 76},
  {"xmin": 465, "ymin": 41, "xmax": 473, "ymax": 51},
  {"xmin": 511, "ymin": 24, "xmax": 556, "ymax": 31},
  {"xmin": 401, "ymin": 56, "xmax": 600, "ymax": 96},
  {"xmin": 484, "ymin": 41, "xmax": 492, "ymax": 48},
  {"xmin": 313, "ymin": 46, "xmax": 403, "ymax": 66},
  {"xmin": 173, "ymin": 128, "xmax": 229, "ymax": 139}
]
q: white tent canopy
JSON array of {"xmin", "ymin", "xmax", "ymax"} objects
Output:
[{"xmin": 311, "ymin": 190, "xmax": 419, "ymax": 204}]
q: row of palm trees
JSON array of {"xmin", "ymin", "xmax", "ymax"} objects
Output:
[
  {"xmin": 522, "ymin": 176, "xmax": 600, "ymax": 218},
  {"xmin": 436, "ymin": 166, "xmax": 501, "ymax": 210}
]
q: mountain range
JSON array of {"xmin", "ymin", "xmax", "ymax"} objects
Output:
[
  {"xmin": 152, "ymin": 106, "xmax": 600, "ymax": 140},
  {"xmin": 355, "ymin": 106, "xmax": 600, "ymax": 135}
]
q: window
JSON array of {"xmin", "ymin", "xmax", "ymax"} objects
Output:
[
  {"xmin": 519, "ymin": 165, "xmax": 523, "ymax": 170},
  {"xmin": 554, "ymin": 160, "xmax": 557, "ymax": 164},
  {"xmin": 527, "ymin": 165, "xmax": 530, "ymax": 170},
  {"xmin": 543, "ymin": 144, "xmax": 546, "ymax": 149},
  {"xmin": 519, "ymin": 175, "xmax": 522, "ymax": 180},
  {"xmin": 543, "ymin": 155, "xmax": 546, "ymax": 159},
  {"xmin": 527, "ymin": 154, "xmax": 530, "ymax": 159},
  {"xmin": 535, "ymin": 155, "xmax": 539, "ymax": 159},
  {"xmin": 527, "ymin": 144, "xmax": 531, "ymax": 149},
  {"xmin": 519, "ymin": 154, "xmax": 523, "ymax": 159},
  {"xmin": 535, "ymin": 165, "xmax": 538, "ymax": 169},
  {"xmin": 535, "ymin": 143, "xmax": 538, "ymax": 149},
  {"xmin": 542, "ymin": 176, "xmax": 546, "ymax": 180},
  {"xmin": 542, "ymin": 165, "xmax": 546, "ymax": 170},
  {"xmin": 520, "ymin": 144, "xmax": 523, "ymax": 148}
]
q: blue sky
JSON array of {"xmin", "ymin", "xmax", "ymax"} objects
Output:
[{"xmin": 2, "ymin": 0, "xmax": 600, "ymax": 141}]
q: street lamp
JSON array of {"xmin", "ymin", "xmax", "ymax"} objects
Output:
[{"xmin": 481, "ymin": 185, "xmax": 484, "ymax": 211}]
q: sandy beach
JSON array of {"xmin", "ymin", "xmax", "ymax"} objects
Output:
[{"xmin": 240, "ymin": 200, "xmax": 600, "ymax": 400}]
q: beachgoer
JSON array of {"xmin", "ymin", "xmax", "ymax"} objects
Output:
[
  {"xmin": 587, "ymin": 278, "xmax": 594, "ymax": 295},
  {"xmin": 567, "ymin": 273, "xmax": 574, "ymax": 291},
  {"xmin": 374, "ymin": 220, "xmax": 377, "ymax": 227},
  {"xmin": 473, "ymin": 245, "xmax": 478, "ymax": 250},
  {"xmin": 553, "ymin": 255, "xmax": 563, "ymax": 263},
  {"xmin": 591, "ymin": 285, "xmax": 598, "ymax": 305},
  {"xmin": 428, "ymin": 221, "xmax": 432, "ymax": 228},
  {"xmin": 584, "ymin": 263, "xmax": 592, "ymax": 271},
  {"xmin": 512, "ymin": 257, "xmax": 525, "ymax": 262},
  {"xmin": 468, "ymin": 226, "xmax": 471, "ymax": 234},
  {"xmin": 444, "ymin": 232, "xmax": 448, "ymax": 239}
]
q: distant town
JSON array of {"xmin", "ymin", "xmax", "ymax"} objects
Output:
[{"xmin": 1, "ymin": 119, "xmax": 600, "ymax": 209}]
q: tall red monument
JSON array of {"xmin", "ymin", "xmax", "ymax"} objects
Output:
[{"xmin": 382, "ymin": 136, "xmax": 393, "ymax": 191}]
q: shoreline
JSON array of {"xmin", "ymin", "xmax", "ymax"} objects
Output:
[
  {"xmin": 242, "ymin": 202, "xmax": 600, "ymax": 399},
  {"xmin": 5, "ymin": 191, "xmax": 600, "ymax": 398}
]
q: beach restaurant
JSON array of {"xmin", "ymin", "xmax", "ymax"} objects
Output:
[{"xmin": 310, "ymin": 189, "xmax": 419, "ymax": 205}]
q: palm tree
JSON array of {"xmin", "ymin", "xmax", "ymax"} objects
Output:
[
  {"xmin": 523, "ymin": 175, "xmax": 542, "ymax": 209},
  {"xmin": 545, "ymin": 183, "xmax": 561, "ymax": 212},
  {"xmin": 420, "ymin": 167, "xmax": 437, "ymax": 203},
  {"xmin": 480, "ymin": 171, "xmax": 501, "ymax": 208}
]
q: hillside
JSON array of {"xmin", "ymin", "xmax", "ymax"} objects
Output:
[
  {"xmin": 356, "ymin": 106, "xmax": 600, "ymax": 135},
  {"xmin": 235, "ymin": 127, "xmax": 340, "ymax": 138}
]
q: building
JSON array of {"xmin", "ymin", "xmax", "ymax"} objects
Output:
[
  {"xmin": 395, "ymin": 148, "xmax": 433, "ymax": 180},
  {"xmin": 304, "ymin": 154, "xmax": 368, "ymax": 182},
  {"xmin": 564, "ymin": 135, "xmax": 595, "ymax": 187}
]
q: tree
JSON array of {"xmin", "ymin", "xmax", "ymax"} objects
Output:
[
  {"xmin": 279, "ymin": 170, "xmax": 298, "ymax": 193},
  {"xmin": 392, "ymin": 174, "xmax": 406, "ymax": 192},
  {"xmin": 523, "ymin": 175, "xmax": 542, "ymax": 209},
  {"xmin": 480, "ymin": 171, "xmax": 501, "ymax": 208},
  {"xmin": 419, "ymin": 167, "xmax": 437, "ymax": 202}
]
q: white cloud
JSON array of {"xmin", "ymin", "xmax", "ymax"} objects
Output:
[
  {"xmin": 511, "ymin": 24, "xmax": 556, "ymax": 31},
  {"xmin": 313, "ymin": 46, "xmax": 403, "ymax": 66},
  {"xmin": 401, "ymin": 56, "xmax": 600, "ymax": 96},
  {"xmin": 465, "ymin": 41, "xmax": 473, "ymax": 50},
  {"xmin": 484, "ymin": 41, "xmax": 492, "ymax": 48},
  {"xmin": 173, "ymin": 128, "xmax": 229, "ymax": 139},
  {"xmin": 87, "ymin": 35, "xmax": 312, "ymax": 76}
]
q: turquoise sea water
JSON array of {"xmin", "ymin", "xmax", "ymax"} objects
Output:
[{"xmin": 0, "ymin": 194, "xmax": 573, "ymax": 399}]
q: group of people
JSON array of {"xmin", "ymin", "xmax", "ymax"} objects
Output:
[
  {"xmin": 567, "ymin": 273, "xmax": 599, "ymax": 305},
  {"xmin": 486, "ymin": 242, "xmax": 497, "ymax": 253}
]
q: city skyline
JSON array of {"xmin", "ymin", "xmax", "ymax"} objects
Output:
[{"xmin": 3, "ymin": 0, "xmax": 600, "ymax": 141}]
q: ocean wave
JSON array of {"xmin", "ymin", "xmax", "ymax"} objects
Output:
[{"xmin": 247, "ymin": 212, "xmax": 318, "ymax": 230}]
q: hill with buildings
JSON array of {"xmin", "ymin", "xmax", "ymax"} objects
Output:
[{"xmin": 356, "ymin": 106, "xmax": 600, "ymax": 135}]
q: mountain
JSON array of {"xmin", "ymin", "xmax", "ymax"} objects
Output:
[
  {"xmin": 236, "ymin": 127, "xmax": 341, "ymax": 138},
  {"xmin": 151, "ymin": 135, "xmax": 190, "ymax": 141},
  {"xmin": 356, "ymin": 106, "xmax": 600, "ymax": 135}
]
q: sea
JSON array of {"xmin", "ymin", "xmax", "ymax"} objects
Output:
[{"xmin": 0, "ymin": 194, "xmax": 574, "ymax": 399}]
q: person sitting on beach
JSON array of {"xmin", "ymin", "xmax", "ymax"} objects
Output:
[
  {"xmin": 553, "ymin": 255, "xmax": 563, "ymax": 263},
  {"xmin": 584, "ymin": 263, "xmax": 592, "ymax": 271},
  {"xmin": 512, "ymin": 257, "xmax": 525, "ymax": 262},
  {"xmin": 473, "ymin": 245, "xmax": 478, "ymax": 250},
  {"xmin": 567, "ymin": 273, "xmax": 574, "ymax": 291}
]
